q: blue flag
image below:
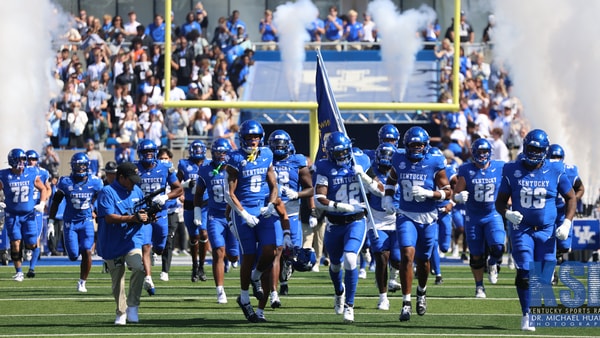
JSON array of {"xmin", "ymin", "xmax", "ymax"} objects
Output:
[{"xmin": 315, "ymin": 50, "xmax": 345, "ymax": 160}]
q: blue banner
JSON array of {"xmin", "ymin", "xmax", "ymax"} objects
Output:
[
  {"xmin": 315, "ymin": 50, "xmax": 344, "ymax": 160},
  {"xmin": 572, "ymin": 219, "xmax": 600, "ymax": 251}
]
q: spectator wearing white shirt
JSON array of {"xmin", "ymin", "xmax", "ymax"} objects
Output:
[
  {"xmin": 489, "ymin": 127, "xmax": 510, "ymax": 162},
  {"xmin": 124, "ymin": 11, "xmax": 141, "ymax": 37}
]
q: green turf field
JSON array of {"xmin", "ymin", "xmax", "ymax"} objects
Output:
[{"xmin": 0, "ymin": 261, "xmax": 597, "ymax": 337}]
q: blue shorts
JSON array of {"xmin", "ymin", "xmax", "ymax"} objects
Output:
[
  {"xmin": 452, "ymin": 207, "xmax": 465, "ymax": 229},
  {"xmin": 368, "ymin": 228, "xmax": 400, "ymax": 262},
  {"xmin": 396, "ymin": 215, "xmax": 436, "ymax": 261},
  {"xmin": 465, "ymin": 212, "xmax": 506, "ymax": 256},
  {"xmin": 6, "ymin": 211, "xmax": 38, "ymax": 246},
  {"xmin": 142, "ymin": 216, "xmax": 168, "ymax": 251},
  {"xmin": 289, "ymin": 214, "xmax": 302, "ymax": 248},
  {"xmin": 184, "ymin": 208, "xmax": 208, "ymax": 237},
  {"xmin": 510, "ymin": 224, "xmax": 556, "ymax": 271},
  {"xmin": 64, "ymin": 219, "xmax": 95, "ymax": 260},
  {"xmin": 324, "ymin": 218, "xmax": 367, "ymax": 266},
  {"xmin": 437, "ymin": 210, "xmax": 453, "ymax": 252},
  {"xmin": 207, "ymin": 211, "xmax": 239, "ymax": 257},
  {"xmin": 231, "ymin": 206, "xmax": 281, "ymax": 256}
]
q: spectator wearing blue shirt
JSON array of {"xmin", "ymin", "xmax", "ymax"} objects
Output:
[
  {"xmin": 307, "ymin": 12, "xmax": 325, "ymax": 49},
  {"xmin": 227, "ymin": 10, "xmax": 246, "ymax": 39},
  {"xmin": 180, "ymin": 11, "xmax": 202, "ymax": 38},
  {"xmin": 324, "ymin": 6, "xmax": 343, "ymax": 51},
  {"xmin": 259, "ymin": 9, "xmax": 277, "ymax": 50},
  {"xmin": 145, "ymin": 15, "xmax": 166, "ymax": 43},
  {"xmin": 343, "ymin": 9, "xmax": 364, "ymax": 50}
]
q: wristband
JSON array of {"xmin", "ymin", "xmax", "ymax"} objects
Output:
[{"xmin": 439, "ymin": 190, "xmax": 446, "ymax": 200}]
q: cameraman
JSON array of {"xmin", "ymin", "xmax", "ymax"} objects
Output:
[{"xmin": 96, "ymin": 162, "xmax": 148, "ymax": 325}]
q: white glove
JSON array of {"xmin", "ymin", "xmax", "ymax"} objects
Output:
[
  {"xmin": 260, "ymin": 202, "xmax": 276, "ymax": 217},
  {"xmin": 239, "ymin": 209, "xmax": 260, "ymax": 228},
  {"xmin": 283, "ymin": 230, "xmax": 293, "ymax": 249},
  {"xmin": 193, "ymin": 207, "xmax": 203, "ymax": 227},
  {"xmin": 556, "ymin": 219, "xmax": 572, "ymax": 240},
  {"xmin": 353, "ymin": 165, "xmax": 372, "ymax": 183},
  {"xmin": 334, "ymin": 202, "xmax": 359, "ymax": 213},
  {"xmin": 152, "ymin": 194, "xmax": 169, "ymax": 206},
  {"xmin": 181, "ymin": 179, "xmax": 195, "ymax": 189},
  {"xmin": 281, "ymin": 186, "xmax": 299, "ymax": 200},
  {"xmin": 34, "ymin": 201, "xmax": 46, "ymax": 213},
  {"xmin": 412, "ymin": 185, "xmax": 433, "ymax": 202},
  {"xmin": 505, "ymin": 210, "xmax": 523, "ymax": 225},
  {"xmin": 309, "ymin": 216, "xmax": 318, "ymax": 228},
  {"xmin": 0, "ymin": 202, "xmax": 5, "ymax": 209},
  {"xmin": 454, "ymin": 191, "xmax": 469, "ymax": 204},
  {"xmin": 47, "ymin": 219, "xmax": 55, "ymax": 240},
  {"xmin": 382, "ymin": 196, "xmax": 396, "ymax": 215}
]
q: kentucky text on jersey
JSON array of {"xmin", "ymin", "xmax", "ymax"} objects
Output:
[
  {"xmin": 517, "ymin": 179, "xmax": 549, "ymax": 188},
  {"xmin": 10, "ymin": 180, "xmax": 30, "ymax": 187},
  {"xmin": 242, "ymin": 167, "xmax": 267, "ymax": 177},
  {"xmin": 141, "ymin": 177, "xmax": 163, "ymax": 183},
  {"xmin": 70, "ymin": 192, "xmax": 95, "ymax": 199},
  {"xmin": 472, "ymin": 177, "xmax": 498, "ymax": 184},
  {"xmin": 333, "ymin": 176, "xmax": 357, "ymax": 185},
  {"xmin": 397, "ymin": 172, "xmax": 428, "ymax": 181}
]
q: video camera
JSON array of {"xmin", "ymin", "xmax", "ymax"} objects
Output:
[{"xmin": 133, "ymin": 187, "xmax": 166, "ymax": 223}]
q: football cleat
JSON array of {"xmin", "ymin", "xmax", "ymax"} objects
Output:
[
  {"xmin": 198, "ymin": 267, "xmax": 207, "ymax": 282},
  {"xmin": 279, "ymin": 283, "xmax": 289, "ymax": 296},
  {"xmin": 26, "ymin": 269, "xmax": 36, "ymax": 278},
  {"xmin": 191, "ymin": 266, "xmax": 200, "ymax": 282},
  {"xmin": 255, "ymin": 310, "xmax": 267, "ymax": 323},
  {"xmin": 77, "ymin": 280, "xmax": 88, "ymax": 293},
  {"xmin": 475, "ymin": 286, "xmax": 487, "ymax": 298},
  {"xmin": 508, "ymin": 255, "xmax": 515, "ymax": 270},
  {"xmin": 417, "ymin": 289, "xmax": 427, "ymax": 316},
  {"xmin": 435, "ymin": 275, "xmax": 443, "ymax": 285},
  {"xmin": 334, "ymin": 285, "xmax": 345, "ymax": 315},
  {"xmin": 377, "ymin": 297, "xmax": 390, "ymax": 311},
  {"xmin": 388, "ymin": 279, "xmax": 402, "ymax": 293},
  {"xmin": 270, "ymin": 291, "xmax": 281, "ymax": 309},
  {"xmin": 521, "ymin": 314, "xmax": 536, "ymax": 331},
  {"xmin": 159, "ymin": 272, "xmax": 169, "ymax": 282},
  {"xmin": 24, "ymin": 250, "xmax": 32, "ymax": 262},
  {"xmin": 251, "ymin": 278, "xmax": 265, "ymax": 301},
  {"xmin": 143, "ymin": 276, "xmax": 155, "ymax": 296},
  {"xmin": 151, "ymin": 253, "xmax": 157, "ymax": 266},
  {"xmin": 343, "ymin": 304, "xmax": 354, "ymax": 323},
  {"xmin": 488, "ymin": 262, "xmax": 498, "ymax": 284},
  {"xmin": 0, "ymin": 250, "xmax": 9, "ymax": 265},
  {"xmin": 236, "ymin": 296, "xmax": 259, "ymax": 323},
  {"xmin": 126, "ymin": 306, "xmax": 139, "ymax": 323},
  {"xmin": 399, "ymin": 301, "xmax": 412, "ymax": 321},
  {"xmin": 13, "ymin": 272, "xmax": 24, "ymax": 282},
  {"xmin": 358, "ymin": 268, "xmax": 367, "ymax": 279},
  {"xmin": 217, "ymin": 288, "xmax": 228, "ymax": 304}
]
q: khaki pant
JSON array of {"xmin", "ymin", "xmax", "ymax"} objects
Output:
[
  {"xmin": 106, "ymin": 249, "xmax": 144, "ymax": 315},
  {"xmin": 302, "ymin": 220, "xmax": 326, "ymax": 263}
]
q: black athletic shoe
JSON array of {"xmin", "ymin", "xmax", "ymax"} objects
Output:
[
  {"xmin": 435, "ymin": 275, "xmax": 443, "ymax": 285},
  {"xmin": 191, "ymin": 266, "xmax": 200, "ymax": 283},
  {"xmin": 280, "ymin": 283, "xmax": 289, "ymax": 296},
  {"xmin": 26, "ymin": 270, "xmax": 35, "ymax": 278},
  {"xmin": 236, "ymin": 296, "xmax": 259, "ymax": 323},
  {"xmin": 198, "ymin": 267, "xmax": 207, "ymax": 282},
  {"xmin": 251, "ymin": 278, "xmax": 265, "ymax": 301},
  {"xmin": 416, "ymin": 289, "xmax": 427, "ymax": 316}
]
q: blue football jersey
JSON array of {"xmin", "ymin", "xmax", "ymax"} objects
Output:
[
  {"xmin": 437, "ymin": 163, "xmax": 457, "ymax": 208},
  {"xmin": 390, "ymin": 147, "xmax": 446, "ymax": 214},
  {"xmin": 30, "ymin": 166, "xmax": 50, "ymax": 204},
  {"xmin": 457, "ymin": 160, "xmax": 504, "ymax": 216},
  {"xmin": 499, "ymin": 159, "xmax": 572, "ymax": 227},
  {"xmin": 197, "ymin": 161, "xmax": 228, "ymax": 213},
  {"xmin": 273, "ymin": 153, "xmax": 307, "ymax": 216},
  {"xmin": 57, "ymin": 174, "xmax": 104, "ymax": 223},
  {"xmin": 227, "ymin": 146, "xmax": 274, "ymax": 208},
  {"xmin": 314, "ymin": 149, "xmax": 371, "ymax": 216},
  {"xmin": 178, "ymin": 158, "xmax": 208, "ymax": 203},
  {"xmin": 0, "ymin": 166, "xmax": 39, "ymax": 215},
  {"xmin": 556, "ymin": 163, "xmax": 579, "ymax": 210},
  {"xmin": 135, "ymin": 161, "xmax": 179, "ymax": 216}
]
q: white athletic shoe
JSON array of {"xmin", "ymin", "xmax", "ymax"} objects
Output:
[
  {"xmin": 377, "ymin": 297, "xmax": 390, "ymax": 311},
  {"xmin": 358, "ymin": 268, "xmax": 367, "ymax": 279},
  {"xmin": 508, "ymin": 255, "xmax": 515, "ymax": 270},
  {"xmin": 334, "ymin": 286, "xmax": 346, "ymax": 315},
  {"xmin": 77, "ymin": 280, "xmax": 88, "ymax": 293},
  {"xmin": 451, "ymin": 244, "xmax": 460, "ymax": 258},
  {"xmin": 13, "ymin": 272, "xmax": 24, "ymax": 282},
  {"xmin": 126, "ymin": 306, "xmax": 139, "ymax": 323},
  {"xmin": 311, "ymin": 264, "xmax": 320, "ymax": 272},
  {"xmin": 388, "ymin": 279, "xmax": 402, "ymax": 293},
  {"xmin": 475, "ymin": 286, "xmax": 486, "ymax": 299},
  {"xmin": 343, "ymin": 305, "xmax": 354, "ymax": 323},
  {"xmin": 217, "ymin": 288, "xmax": 228, "ymax": 304},
  {"xmin": 114, "ymin": 313, "xmax": 127, "ymax": 325},
  {"xmin": 521, "ymin": 314, "xmax": 536, "ymax": 331},
  {"xmin": 488, "ymin": 263, "xmax": 498, "ymax": 285},
  {"xmin": 159, "ymin": 272, "xmax": 169, "ymax": 282}
]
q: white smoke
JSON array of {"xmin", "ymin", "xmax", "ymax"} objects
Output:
[
  {"xmin": 492, "ymin": 0, "xmax": 599, "ymax": 203},
  {"xmin": 368, "ymin": 0, "xmax": 436, "ymax": 102},
  {"xmin": 273, "ymin": 0, "xmax": 317, "ymax": 101},
  {"xmin": 0, "ymin": 0, "xmax": 66, "ymax": 161}
]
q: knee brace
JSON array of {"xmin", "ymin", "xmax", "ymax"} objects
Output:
[
  {"xmin": 515, "ymin": 269, "xmax": 529, "ymax": 290},
  {"xmin": 330, "ymin": 263, "xmax": 342, "ymax": 273},
  {"xmin": 343, "ymin": 252, "xmax": 358, "ymax": 271},
  {"xmin": 489, "ymin": 244, "xmax": 504, "ymax": 261},
  {"xmin": 189, "ymin": 239, "xmax": 199, "ymax": 247},
  {"xmin": 11, "ymin": 250, "xmax": 22, "ymax": 262},
  {"xmin": 469, "ymin": 255, "xmax": 485, "ymax": 270}
]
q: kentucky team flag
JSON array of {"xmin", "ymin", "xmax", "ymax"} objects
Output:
[{"xmin": 315, "ymin": 50, "xmax": 345, "ymax": 160}]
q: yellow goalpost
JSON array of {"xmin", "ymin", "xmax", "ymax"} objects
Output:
[{"xmin": 161, "ymin": 0, "xmax": 461, "ymax": 160}]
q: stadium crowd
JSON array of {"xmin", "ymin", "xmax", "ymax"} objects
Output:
[{"xmin": 2, "ymin": 2, "xmax": 596, "ymax": 333}]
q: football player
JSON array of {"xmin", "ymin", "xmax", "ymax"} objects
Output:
[
  {"xmin": 495, "ymin": 129, "xmax": 576, "ymax": 331},
  {"xmin": 0, "ymin": 149, "xmax": 49, "ymax": 282},
  {"xmin": 135, "ymin": 139, "xmax": 183, "ymax": 295},
  {"xmin": 383, "ymin": 126, "xmax": 451, "ymax": 321},
  {"xmin": 48, "ymin": 153, "xmax": 103, "ymax": 292}
]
